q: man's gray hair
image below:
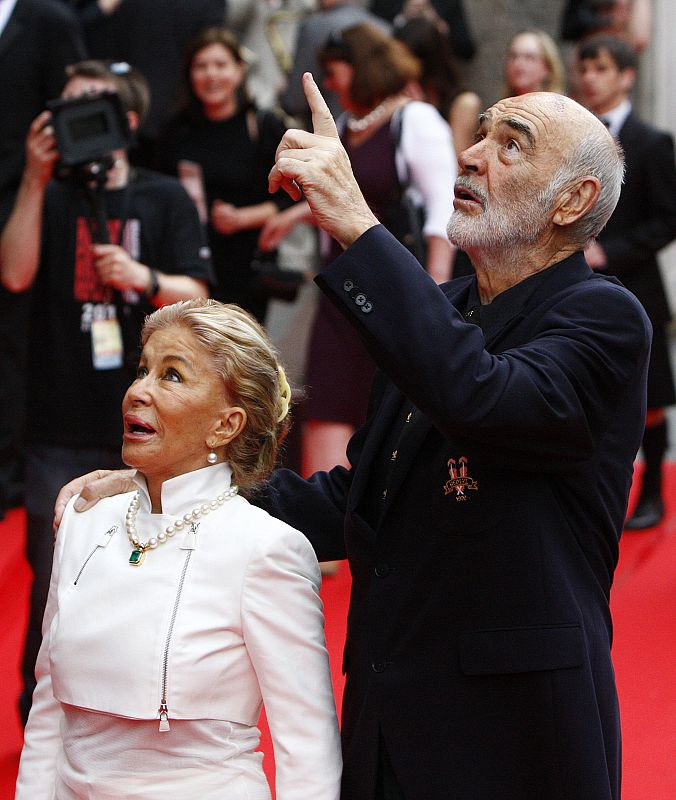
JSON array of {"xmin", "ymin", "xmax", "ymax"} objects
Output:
[{"xmin": 537, "ymin": 129, "xmax": 625, "ymax": 247}]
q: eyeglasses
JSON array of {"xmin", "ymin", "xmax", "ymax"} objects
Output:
[{"xmin": 506, "ymin": 51, "xmax": 543, "ymax": 63}]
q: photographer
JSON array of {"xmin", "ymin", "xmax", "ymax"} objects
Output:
[{"xmin": 0, "ymin": 59, "xmax": 213, "ymax": 724}]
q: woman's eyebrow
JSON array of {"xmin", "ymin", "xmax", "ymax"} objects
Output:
[{"xmin": 161, "ymin": 354, "xmax": 195, "ymax": 370}]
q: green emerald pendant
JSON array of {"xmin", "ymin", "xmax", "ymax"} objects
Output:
[{"xmin": 129, "ymin": 548, "xmax": 146, "ymax": 566}]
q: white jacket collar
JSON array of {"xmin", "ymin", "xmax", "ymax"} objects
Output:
[{"xmin": 132, "ymin": 463, "xmax": 234, "ymax": 518}]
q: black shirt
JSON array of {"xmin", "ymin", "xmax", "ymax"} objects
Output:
[{"xmin": 27, "ymin": 169, "xmax": 213, "ymax": 449}]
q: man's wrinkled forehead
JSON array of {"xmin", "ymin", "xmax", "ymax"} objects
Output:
[{"xmin": 480, "ymin": 93, "xmax": 573, "ymax": 148}]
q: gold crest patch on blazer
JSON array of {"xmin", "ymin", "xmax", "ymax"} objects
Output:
[{"xmin": 444, "ymin": 457, "xmax": 478, "ymax": 501}]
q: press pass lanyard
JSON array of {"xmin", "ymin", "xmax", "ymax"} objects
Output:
[
  {"xmin": 85, "ymin": 172, "xmax": 134, "ymax": 247},
  {"xmin": 85, "ymin": 174, "xmax": 136, "ymax": 371}
]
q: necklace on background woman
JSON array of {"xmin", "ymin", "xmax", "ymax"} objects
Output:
[
  {"xmin": 346, "ymin": 95, "xmax": 406, "ymax": 132},
  {"xmin": 126, "ymin": 486, "xmax": 239, "ymax": 565}
]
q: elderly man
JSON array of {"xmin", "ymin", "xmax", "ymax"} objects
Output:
[
  {"xmin": 267, "ymin": 77, "xmax": 649, "ymax": 800},
  {"xmin": 60, "ymin": 76, "xmax": 649, "ymax": 799}
]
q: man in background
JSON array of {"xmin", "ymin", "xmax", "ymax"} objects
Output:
[{"xmin": 577, "ymin": 34, "xmax": 676, "ymax": 529}]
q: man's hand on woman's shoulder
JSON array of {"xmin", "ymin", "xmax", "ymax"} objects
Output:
[{"xmin": 53, "ymin": 469, "xmax": 137, "ymax": 534}]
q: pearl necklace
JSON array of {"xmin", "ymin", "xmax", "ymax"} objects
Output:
[
  {"xmin": 126, "ymin": 485, "xmax": 239, "ymax": 566},
  {"xmin": 346, "ymin": 96, "xmax": 403, "ymax": 132}
]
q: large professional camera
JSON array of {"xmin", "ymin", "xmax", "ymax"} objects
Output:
[{"xmin": 47, "ymin": 90, "xmax": 132, "ymax": 181}]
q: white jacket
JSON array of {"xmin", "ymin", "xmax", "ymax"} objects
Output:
[{"xmin": 16, "ymin": 463, "xmax": 342, "ymax": 799}]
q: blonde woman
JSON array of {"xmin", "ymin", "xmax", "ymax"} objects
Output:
[{"xmin": 16, "ymin": 299, "xmax": 341, "ymax": 800}]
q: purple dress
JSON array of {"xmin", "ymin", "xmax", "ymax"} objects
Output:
[{"xmin": 304, "ymin": 122, "xmax": 402, "ymax": 426}]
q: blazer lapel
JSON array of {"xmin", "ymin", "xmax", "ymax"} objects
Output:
[
  {"xmin": 378, "ymin": 409, "xmax": 434, "ymax": 522},
  {"xmin": 617, "ymin": 112, "xmax": 638, "ymax": 148},
  {"xmin": 348, "ymin": 380, "xmax": 404, "ymax": 513},
  {"xmin": 0, "ymin": 4, "xmax": 23, "ymax": 61},
  {"xmin": 365, "ymin": 280, "xmax": 472, "ymax": 521}
]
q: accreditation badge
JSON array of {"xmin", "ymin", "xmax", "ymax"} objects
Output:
[{"xmin": 91, "ymin": 317, "xmax": 124, "ymax": 370}]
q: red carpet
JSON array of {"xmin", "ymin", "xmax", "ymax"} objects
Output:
[{"xmin": 1, "ymin": 468, "xmax": 674, "ymax": 799}]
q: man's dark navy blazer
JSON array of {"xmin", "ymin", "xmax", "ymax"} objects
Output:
[{"xmin": 264, "ymin": 225, "xmax": 652, "ymax": 800}]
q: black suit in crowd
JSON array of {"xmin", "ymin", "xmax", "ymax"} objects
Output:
[
  {"xmin": 597, "ymin": 111, "xmax": 676, "ymax": 366},
  {"xmin": 0, "ymin": 0, "xmax": 86, "ymax": 515},
  {"xmin": 599, "ymin": 111, "xmax": 676, "ymax": 521},
  {"xmin": 262, "ymin": 225, "xmax": 651, "ymax": 800},
  {"xmin": 0, "ymin": 0, "xmax": 85, "ymax": 199}
]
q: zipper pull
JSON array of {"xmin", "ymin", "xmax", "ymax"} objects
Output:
[
  {"xmin": 180, "ymin": 525, "xmax": 197, "ymax": 550},
  {"xmin": 158, "ymin": 702, "xmax": 170, "ymax": 732},
  {"xmin": 96, "ymin": 524, "xmax": 118, "ymax": 547}
]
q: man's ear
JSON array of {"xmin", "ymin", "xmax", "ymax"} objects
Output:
[
  {"xmin": 620, "ymin": 67, "xmax": 636, "ymax": 94},
  {"xmin": 552, "ymin": 176, "xmax": 601, "ymax": 228}
]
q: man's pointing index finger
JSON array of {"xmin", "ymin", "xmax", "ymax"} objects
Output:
[{"xmin": 303, "ymin": 72, "xmax": 339, "ymax": 139}]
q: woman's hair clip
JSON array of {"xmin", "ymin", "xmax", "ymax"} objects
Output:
[{"xmin": 276, "ymin": 366, "xmax": 292, "ymax": 423}]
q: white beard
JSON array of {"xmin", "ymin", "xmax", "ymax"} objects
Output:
[{"xmin": 447, "ymin": 180, "xmax": 551, "ymax": 255}]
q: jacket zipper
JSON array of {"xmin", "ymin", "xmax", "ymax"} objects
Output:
[
  {"xmin": 158, "ymin": 548, "xmax": 193, "ymax": 731},
  {"xmin": 73, "ymin": 526, "xmax": 118, "ymax": 584}
]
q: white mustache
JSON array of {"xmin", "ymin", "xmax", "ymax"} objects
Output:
[{"xmin": 454, "ymin": 176, "xmax": 488, "ymax": 206}]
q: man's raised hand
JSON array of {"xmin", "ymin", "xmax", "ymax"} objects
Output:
[
  {"xmin": 269, "ymin": 73, "xmax": 379, "ymax": 249},
  {"xmin": 304, "ymin": 69, "xmax": 341, "ymax": 139}
]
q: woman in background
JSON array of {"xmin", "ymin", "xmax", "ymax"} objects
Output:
[
  {"xmin": 158, "ymin": 28, "xmax": 293, "ymax": 323},
  {"xmin": 502, "ymin": 28, "xmax": 566, "ymax": 97},
  {"xmin": 394, "ymin": 16, "xmax": 481, "ymax": 154},
  {"xmin": 259, "ymin": 23, "xmax": 455, "ymax": 491}
]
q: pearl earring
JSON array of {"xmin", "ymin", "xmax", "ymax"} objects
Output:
[{"xmin": 207, "ymin": 450, "xmax": 218, "ymax": 465}]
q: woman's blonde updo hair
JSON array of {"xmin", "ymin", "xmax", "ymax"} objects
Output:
[{"xmin": 141, "ymin": 298, "xmax": 292, "ymax": 493}]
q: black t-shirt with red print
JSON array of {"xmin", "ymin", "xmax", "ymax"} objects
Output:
[{"xmin": 26, "ymin": 168, "xmax": 214, "ymax": 450}]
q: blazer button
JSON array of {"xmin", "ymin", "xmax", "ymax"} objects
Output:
[
  {"xmin": 374, "ymin": 564, "xmax": 390, "ymax": 578},
  {"xmin": 343, "ymin": 280, "xmax": 354, "ymax": 292},
  {"xmin": 361, "ymin": 301, "xmax": 373, "ymax": 313},
  {"xmin": 355, "ymin": 293, "xmax": 367, "ymax": 306},
  {"xmin": 371, "ymin": 660, "xmax": 387, "ymax": 673}
]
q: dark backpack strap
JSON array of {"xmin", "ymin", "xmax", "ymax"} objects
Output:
[{"xmin": 389, "ymin": 104, "xmax": 411, "ymax": 190}]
